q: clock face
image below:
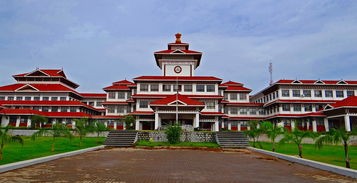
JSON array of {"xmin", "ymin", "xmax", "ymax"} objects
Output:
[{"xmin": 174, "ymin": 66, "xmax": 182, "ymax": 74}]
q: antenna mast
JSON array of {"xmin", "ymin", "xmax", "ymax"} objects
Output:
[{"xmin": 269, "ymin": 62, "xmax": 273, "ymax": 85}]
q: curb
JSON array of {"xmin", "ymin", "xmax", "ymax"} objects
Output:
[
  {"xmin": 248, "ymin": 147, "xmax": 357, "ymax": 179},
  {"xmin": 0, "ymin": 145, "xmax": 105, "ymax": 173}
]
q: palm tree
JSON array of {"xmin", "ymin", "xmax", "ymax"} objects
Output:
[
  {"xmin": 91, "ymin": 121, "xmax": 108, "ymax": 143},
  {"xmin": 260, "ymin": 121, "xmax": 284, "ymax": 152},
  {"xmin": 315, "ymin": 128, "xmax": 357, "ymax": 168},
  {"xmin": 280, "ymin": 128, "xmax": 316, "ymax": 158},
  {"xmin": 73, "ymin": 118, "xmax": 91, "ymax": 147},
  {"xmin": 0, "ymin": 126, "xmax": 23, "ymax": 160},
  {"xmin": 31, "ymin": 115, "xmax": 47, "ymax": 129},
  {"xmin": 244, "ymin": 120, "xmax": 263, "ymax": 148},
  {"xmin": 32, "ymin": 122, "xmax": 73, "ymax": 152}
]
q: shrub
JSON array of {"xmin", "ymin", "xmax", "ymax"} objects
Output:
[{"xmin": 165, "ymin": 125, "xmax": 182, "ymax": 144}]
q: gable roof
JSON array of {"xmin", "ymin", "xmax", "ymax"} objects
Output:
[
  {"xmin": 13, "ymin": 69, "xmax": 66, "ymax": 78},
  {"xmin": 133, "ymin": 76, "xmax": 222, "ymax": 82},
  {"xmin": 330, "ymin": 96, "xmax": 357, "ymax": 108},
  {"xmin": 150, "ymin": 94, "xmax": 205, "ymax": 106}
]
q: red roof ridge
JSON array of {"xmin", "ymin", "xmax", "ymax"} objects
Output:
[{"xmin": 150, "ymin": 94, "xmax": 205, "ymax": 106}]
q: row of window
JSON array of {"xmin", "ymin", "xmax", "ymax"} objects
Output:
[
  {"xmin": 86, "ymin": 101, "xmax": 103, "ymax": 107},
  {"xmin": 224, "ymin": 93, "xmax": 248, "ymax": 101},
  {"xmin": 0, "ymin": 96, "xmax": 68, "ymax": 101},
  {"xmin": 108, "ymin": 92, "xmax": 131, "ymax": 99},
  {"xmin": 139, "ymin": 84, "xmax": 216, "ymax": 92},
  {"xmin": 10, "ymin": 106, "xmax": 79, "ymax": 112},
  {"xmin": 281, "ymin": 89, "xmax": 354, "ymax": 98},
  {"xmin": 107, "ymin": 106, "xmax": 129, "ymax": 113},
  {"xmin": 227, "ymin": 107, "xmax": 264, "ymax": 115}
]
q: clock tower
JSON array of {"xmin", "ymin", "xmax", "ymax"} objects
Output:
[{"xmin": 154, "ymin": 33, "xmax": 202, "ymax": 76}]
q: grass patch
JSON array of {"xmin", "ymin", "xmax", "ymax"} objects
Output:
[
  {"xmin": 0, "ymin": 136, "xmax": 105, "ymax": 165},
  {"xmin": 253, "ymin": 142, "xmax": 357, "ymax": 169},
  {"xmin": 136, "ymin": 141, "xmax": 219, "ymax": 148}
]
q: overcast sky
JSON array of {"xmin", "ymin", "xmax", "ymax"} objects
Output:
[{"xmin": 1, "ymin": 0, "xmax": 357, "ymax": 94}]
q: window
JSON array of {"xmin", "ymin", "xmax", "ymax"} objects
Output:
[
  {"xmin": 42, "ymin": 97, "xmax": 49, "ymax": 101},
  {"xmin": 336, "ymin": 90, "xmax": 344, "ymax": 98},
  {"xmin": 282, "ymin": 104, "xmax": 290, "ymax": 111},
  {"xmin": 184, "ymin": 85, "xmax": 192, "ymax": 92},
  {"xmin": 0, "ymin": 96, "xmax": 5, "ymax": 100},
  {"xmin": 108, "ymin": 92, "xmax": 116, "ymax": 99},
  {"xmin": 240, "ymin": 108, "xmax": 247, "ymax": 115},
  {"xmin": 196, "ymin": 84, "xmax": 205, "ymax": 92},
  {"xmin": 293, "ymin": 104, "xmax": 301, "ymax": 111},
  {"xmin": 24, "ymin": 96, "xmax": 31, "ymax": 100},
  {"xmin": 224, "ymin": 93, "xmax": 229, "ymax": 100},
  {"xmin": 127, "ymin": 92, "xmax": 132, "ymax": 99},
  {"xmin": 314, "ymin": 90, "xmax": 322, "ymax": 97},
  {"xmin": 282, "ymin": 90, "xmax": 290, "ymax": 97},
  {"xmin": 51, "ymin": 97, "xmax": 58, "ymax": 101},
  {"xmin": 303, "ymin": 90, "xmax": 311, "ymax": 97},
  {"xmin": 230, "ymin": 107, "xmax": 238, "ymax": 115},
  {"xmin": 325, "ymin": 90, "xmax": 333, "ymax": 97},
  {"xmin": 163, "ymin": 84, "xmax": 171, "ymax": 92},
  {"xmin": 206, "ymin": 85, "xmax": 215, "ymax": 92},
  {"xmin": 206, "ymin": 101, "xmax": 215, "ymax": 109},
  {"xmin": 140, "ymin": 84, "xmax": 149, "ymax": 92},
  {"xmin": 52, "ymin": 107, "xmax": 58, "ymax": 112},
  {"xmin": 33, "ymin": 106, "xmax": 40, "ymax": 111},
  {"xmin": 117, "ymin": 106, "xmax": 125, "ymax": 113},
  {"xmin": 118, "ymin": 92, "xmax": 125, "ymax": 99},
  {"xmin": 150, "ymin": 84, "xmax": 159, "ymax": 92},
  {"xmin": 42, "ymin": 107, "xmax": 49, "ymax": 112},
  {"xmin": 139, "ymin": 100, "xmax": 149, "ymax": 108},
  {"xmin": 107, "ymin": 106, "xmax": 115, "ymax": 113},
  {"xmin": 8, "ymin": 96, "xmax": 14, "ymax": 100},
  {"xmin": 96, "ymin": 102, "xmax": 102, "ymax": 107},
  {"xmin": 250, "ymin": 108, "xmax": 257, "ymax": 115},
  {"xmin": 292, "ymin": 90, "xmax": 300, "ymax": 97},
  {"xmin": 347, "ymin": 90, "xmax": 355, "ymax": 97},
  {"xmin": 304, "ymin": 104, "xmax": 312, "ymax": 112},
  {"xmin": 88, "ymin": 102, "xmax": 94, "ymax": 106},
  {"xmin": 173, "ymin": 85, "xmax": 182, "ymax": 92},
  {"xmin": 230, "ymin": 93, "xmax": 237, "ymax": 100},
  {"xmin": 60, "ymin": 107, "xmax": 68, "ymax": 112},
  {"xmin": 60, "ymin": 97, "xmax": 67, "ymax": 101},
  {"xmin": 239, "ymin": 93, "xmax": 247, "ymax": 100},
  {"xmin": 70, "ymin": 107, "xmax": 77, "ymax": 112},
  {"xmin": 16, "ymin": 96, "xmax": 23, "ymax": 101}
]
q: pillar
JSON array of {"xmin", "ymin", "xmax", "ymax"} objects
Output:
[
  {"xmin": 72, "ymin": 121, "xmax": 75, "ymax": 129},
  {"xmin": 114, "ymin": 122, "xmax": 117, "ymax": 130},
  {"xmin": 228, "ymin": 122, "xmax": 232, "ymax": 130},
  {"xmin": 15, "ymin": 116, "xmax": 20, "ymax": 127},
  {"xmin": 344, "ymin": 114, "xmax": 351, "ymax": 132},
  {"xmin": 154, "ymin": 112, "xmax": 159, "ymax": 130},
  {"xmin": 312, "ymin": 119, "xmax": 317, "ymax": 132},
  {"xmin": 221, "ymin": 121, "xmax": 225, "ymax": 129},
  {"xmin": 324, "ymin": 118, "xmax": 329, "ymax": 132},
  {"xmin": 27, "ymin": 118, "xmax": 32, "ymax": 128},
  {"xmin": 104, "ymin": 121, "xmax": 108, "ymax": 127},
  {"xmin": 238, "ymin": 123, "xmax": 241, "ymax": 131},
  {"xmin": 214, "ymin": 121, "xmax": 219, "ymax": 132},
  {"xmin": 135, "ymin": 118, "xmax": 140, "ymax": 130},
  {"xmin": 195, "ymin": 113, "xmax": 199, "ymax": 128},
  {"xmin": 291, "ymin": 120, "xmax": 295, "ymax": 130}
]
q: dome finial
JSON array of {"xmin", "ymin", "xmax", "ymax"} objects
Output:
[{"xmin": 175, "ymin": 33, "xmax": 182, "ymax": 43}]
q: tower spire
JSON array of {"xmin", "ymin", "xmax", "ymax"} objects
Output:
[{"xmin": 175, "ymin": 33, "xmax": 182, "ymax": 43}]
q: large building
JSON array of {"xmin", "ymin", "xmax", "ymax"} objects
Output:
[{"xmin": 0, "ymin": 34, "xmax": 356, "ymax": 131}]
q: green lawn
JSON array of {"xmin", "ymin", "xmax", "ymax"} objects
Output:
[
  {"xmin": 254, "ymin": 142, "xmax": 357, "ymax": 169},
  {"xmin": 136, "ymin": 141, "xmax": 219, "ymax": 148},
  {"xmin": 0, "ymin": 136, "xmax": 105, "ymax": 165}
]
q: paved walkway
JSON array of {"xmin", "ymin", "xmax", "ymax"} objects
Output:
[{"xmin": 0, "ymin": 148, "xmax": 355, "ymax": 182}]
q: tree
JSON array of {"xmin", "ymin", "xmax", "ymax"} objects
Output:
[
  {"xmin": 165, "ymin": 125, "xmax": 182, "ymax": 144},
  {"xmin": 91, "ymin": 121, "xmax": 108, "ymax": 143},
  {"xmin": 261, "ymin": 121, "xmax": 284, "ymax": 152},
  {"xmin": 32, "ymin": 123, "xmax": 73, "ymax": 152},
  {"xmin": 124, "ymin": 115, "xmax": 135, "ymax": 130},
  {"xmin": 31, "ymin": 115, "xmax": 47, "ymax": 129},
  {"xmin": 74, "ymin": 118, "xmax": 91, "ymax": 147},
  {"xmin": 280, "ymin": 128, "xmax": 316, "ymax": 158},
  {"xmin": 315, "ymin": 128, "xmax": 357, "ymax": 168},
  {"xmin": 244, "ymin": 120, "xmax": 264, "ymax": 148},
  {"xmin": 0, "ymin": 126, "xmax": 23, "ymax": 160}
]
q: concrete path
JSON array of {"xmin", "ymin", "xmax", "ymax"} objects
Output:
[{"xmin": 0, "ymin": 148, "xmax": 355, "ymax": 183}]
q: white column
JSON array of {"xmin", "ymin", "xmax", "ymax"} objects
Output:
[
  {"xmin": 27, "ymin": 118, "xmax": 32, "ymax": 128},
  {"xmin": 238, "ymin": 123, "xmax": 241, "ymax": 131},
  {"xmin": 291, "ymin": 120, "xmax": 295, "ymax": 130},
  {"xmin": 306, "ymin": 121, "xmax": 310, "ymax": 130},
  {"xmin": 114, "ymin": 122, "xmax": 117, "ymax": 130},
  {"xmin": 15, "ymin": 117, "xmax": 20, "ymax": 127},
  {"xmin": 324, "ymin": 118, "xmax": 329, "ymax": 132},
  {"xmin": 312, "ymin": 119, "xmax": 317, "ymax": 132},
  {"xmin": 135, "ymin": 119, "xmax": 140, "ymax": 130},
  {"xmin": 72, "ymin": 121, "xmax": 75, "ymax": 129},
  {"xmin": 228, "ymin": 122, "xmax": 232, "ymax": 130},
  {"xmin": 214, "ymin": 121, "xmax": 219, "ymax": 131},
  {"xmin": 123, "ymin": 121, "xmax": 126, "ymax": 130},
  {"xmin": 344, "ymin": 114, "xmax": 351, "ymax": 132},
  {"xmin": 104, "ymin": 121, "xmax": 108, "ymax": 127},
  {"xmin": 221, "ymin": 121, "xmax": 225, "ymax": 128},
  {"xmin": 195, "ymin": 112, "xmax": 200, "ymax": 128},
  {"xmin": 155, "ymin": 112, "xmax": 159, "ymax": 130}
]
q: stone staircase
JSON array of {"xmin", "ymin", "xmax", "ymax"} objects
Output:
[
  {"xmin": 104, "ymin": 130, "xmax": 138, "ymax": 147},
  {"xmin": 216, "ymin": 131, "xmax": 249, "ymax": 148}
]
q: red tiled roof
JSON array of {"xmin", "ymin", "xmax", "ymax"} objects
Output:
[
  {"xmin": 0, "ymin": 108, "xmax": 41, "ymax": 115},
  {"xmin": 102, "ymin": 101, "xmax": 129, "ymax": 105},
  {"xmin": 13, "ymin": 69, "xmax": 66, "ymax": 78},
  {"xmin": 132, "ymin": 94, "xmax": 223, "ymax": 99},
  {"xmin": 91, "ymin": 115, "xmax": 124, "ymax": 119},
  {"xmin": 266, "ymin": 112, "xmax": 326, "ymax": 119},
  {"xmin": 0, "ymin": 108, "xmax": 91, "ymax": 118},
  {"xmin": 133, "ymin": 76, "xmax": 222, "ymax": 82},
  {"xmin": 103, "ymin": 85, "xmax": 130, "ymax": 91},
  {"xmin": 0, "ymin": 83, "xmax": 78, "ymax": 94},
  {"xmin": 225, "ymin": 86, "xmax": 251, "ymax": 92},
  {"xmin": 80, "ymin": 93, "xmax": 106, "ymax": 98},
  {"xmin": 200, "ymin": 112, "xmax": 224, "ymax": 116},
  {"xmin": 129, "ymin": 111, "xmax": 154, "ymax": 115},
  {"xmin": 150, "ymin": 94, "xmax": 204, "ymax": 106},
  {"xmin": 154, "ymin": 49, "xmax": 201, "ymax": 54},
  {"xmin": 0, "ymin": 100, "xmax": 98, "ymax": 111},
  {"xmin": 112, "ymin": 79, "xmax": 136, "ymax": 86},
  {"xmin": 220, "ymin": 81, "xmax": 243, "ymax": 86},
  {"xmin": 264, "ymin": 99, "xmax": 337, "ymax": 107},
  {"xmin": 331, "ymin": 96, "xmax": 357, "ymax": 108},
  {"xmin": 226, "ymin": 102, "xmax": 264, "ymax": 107},
  {"xmin": 275, "ymin": 79, "xmax": 357, "ymax": 85},
  {"xmin": 228, "ymin": 116, "xmax": 264, "ymax": 121}
]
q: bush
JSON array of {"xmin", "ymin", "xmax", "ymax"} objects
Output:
[{"xmin": 165, "ymin": 125, "xmax": 182, "ymax": 144}]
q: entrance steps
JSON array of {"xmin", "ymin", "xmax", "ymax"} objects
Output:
[
  {"xmin": 104, "ymin": 130, "xmax": 138, "ymax": 147},
  {"xmin": 216, "ymin": 132, "xmax": 249, "ymax": 148}
]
